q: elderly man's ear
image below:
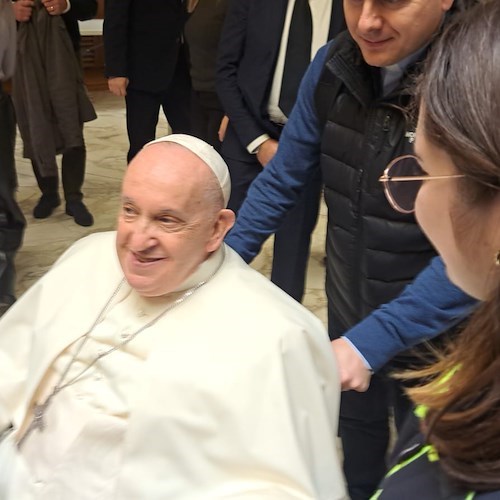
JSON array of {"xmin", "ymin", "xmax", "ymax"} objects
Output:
[{"xmin": 206, "ymin": 209, "xmax": 236, "ymax": 252}]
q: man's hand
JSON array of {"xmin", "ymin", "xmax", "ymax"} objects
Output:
[
  {"xmin": 256, "ymin": 138, "xmax": 278, "ymax": 167},
  {"xmin": 12, "ymin": 0, "xmax": 34, "ymax": 22},
  {"xmin": 331, "ymin": 338, "xmax": 372, "ymax": 392},
  {"xmin": 108, "ymin": 77, "xmax": 129, "ymax": 97},
  {"xmin": 41, "ymin": 0, "xmax": 68, "ymax": 16},
  {"xmin": 218, "ymin": 115, "xmax": 229, "ymax": 142}
]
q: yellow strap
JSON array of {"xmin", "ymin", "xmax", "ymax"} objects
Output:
[
  {"xmin": 373, "ymin": 486, "xmax": 475, "ymax": 499},
  {"xmin": 385, "ymin": 444, "xmax": 436, "ymax": 478},
  {"xmin": 413, "ymin": 366, "xmax": 461, "ymax": 419},
  {"xmin": 371, "ymin": 443, "xmax": 479, "ymax": 499}
]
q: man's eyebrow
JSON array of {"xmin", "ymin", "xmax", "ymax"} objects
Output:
[
  {"xmin": 120, "ymin": 196, "xmax": 186, "ymax": 218},
  {"xmin": 156, "ymin": 208, "xmax": 183, "ymax": 218}
]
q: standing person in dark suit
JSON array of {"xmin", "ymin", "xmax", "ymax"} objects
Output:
[
  {"xmin": 12, "ymin": 0, "xmax": 97, "ymax": 227},
  {"xmin": 103, "ymin": 0, "xmax": 192, "ymax": 163},
  {"xmin": 216, "ymin": 0, "xmax": 345, "ymax": 302}
]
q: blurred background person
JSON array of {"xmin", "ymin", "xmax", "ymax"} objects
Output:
[
  {"xmin": 216, "ymin": 0, "xmax": 345, "ymax": 302},
  {"xmin": 103, "ymin": 0, "xmax": 191, "ymax": 163},
  {"xmin": 184, "ymin": 0, "xmax": 228, "ymax": 151},
  {"xmin": 0, "ymin": 0, "xmax": 25, "ymax": 315},
  {"xmin": 12, "ymin": 0, "xmax": 97, "ymax": 227}
]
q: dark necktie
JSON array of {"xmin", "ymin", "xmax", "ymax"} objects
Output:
[{"xmin": 278, "ymin": 0, "xmax": 313, "ymax": 117}]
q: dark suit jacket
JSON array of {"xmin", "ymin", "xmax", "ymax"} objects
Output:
[
  {"xmin": 103, "ymin": 0, "xmax": 187, "ymax": 93},
  {"xmin": 61, "ymin": 0, "xmax": 97, "ymax": 51},
  {"xmin": 216, "ymin": 0, "xmax": 345, "ymax": 158}
]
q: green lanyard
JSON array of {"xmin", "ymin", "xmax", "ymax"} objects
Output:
[
  {"xmin": 370, "ymin": 441, "xmax": 475, "ymax": 499},
  {"xmin": 371, "ymin": 366, "xmax": 475, "ymax": 500}
]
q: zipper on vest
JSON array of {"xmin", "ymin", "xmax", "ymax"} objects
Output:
[{"xmin": 382, "ymin": 113, "xmax": 391, "ymax": 132}]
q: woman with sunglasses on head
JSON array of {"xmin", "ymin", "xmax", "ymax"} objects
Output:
[{"xmin": 373, "ymin": 1, "xmax": 500, "ymax": 498}]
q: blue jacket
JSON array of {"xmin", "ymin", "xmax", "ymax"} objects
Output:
[{"xmin": 225, "ymin": 41, "xmax": 476, "ymax": 371}]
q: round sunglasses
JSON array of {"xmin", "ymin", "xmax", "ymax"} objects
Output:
[{"xmin": 379, "ymin": 155, "xmax": 465, "ymax": 214}]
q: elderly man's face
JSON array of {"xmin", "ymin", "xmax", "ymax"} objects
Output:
[
  {"xmin": 116, "ymin": 143, "xmax": 227, "ymax": 297},
  {"xmin": 344, "ymin": 0, "xmax": 454, "ymax": 67}
]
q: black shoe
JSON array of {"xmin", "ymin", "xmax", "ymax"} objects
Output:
[
  {"xmin": 65, "ymin": 201, "xmax": 94, "ymax": 227},
  {"xmin": 33, "ymin": 194, "xmax": 61, "ymax": 219}
]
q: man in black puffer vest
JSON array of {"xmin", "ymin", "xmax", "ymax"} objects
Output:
[{"xmin": 226, "ymin": 1, "xmax": 478, "ymax": 498}]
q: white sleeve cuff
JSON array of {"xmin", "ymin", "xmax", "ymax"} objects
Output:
[
  {"xmin": 63, "ymin": 0, "xmax": 71, "ymax": 14},
  {"xmin": 247, "ymin": 134, "xmax": 270, "ymax": 155},
  {"xmin": 341, "ymin": 337, "xmax": 373, "ymax": 372}
]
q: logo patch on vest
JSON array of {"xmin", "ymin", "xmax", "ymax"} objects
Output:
[{"xmin": 405, "ymin": 131, "xmax": 416, "ymax": 144}]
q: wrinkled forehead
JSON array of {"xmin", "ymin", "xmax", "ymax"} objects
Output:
[{"xmin": 125, "ymin": 143, "xmax": 208, "ymax": 186}]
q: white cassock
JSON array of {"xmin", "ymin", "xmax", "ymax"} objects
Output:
[{"xmin": 0, "ymin": 232, "xmax": 346, "ymax": 499}]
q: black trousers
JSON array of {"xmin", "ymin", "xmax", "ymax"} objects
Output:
[
  {"xmin": 31, "ymin": 144, "xmax": 86, "ymax": 203},
  {"xmin": 339, "ymin": 375, "xmax": 413, "ymax": 500},
  {"xmin": 329, "ymin": 301, "xmax": 414, "ymax": 499},
  {"xmin": 125, "ymin": 52, "xmax": 191, "ymax": 163},
  {"xmin": 222, "ymin": 124, "xmax": 322, "ymax": 302},
  {"xmin": 0, "ymin": 86, "xmax": 26, "ymax": 303},
  {"xmin": 190, "ymin": 90, "xmax": 224, "ymax": 151}
]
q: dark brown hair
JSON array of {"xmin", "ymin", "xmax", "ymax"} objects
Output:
[{"xmin": 407, "ymin": 0, "xmax": 500, "ymax": 492}]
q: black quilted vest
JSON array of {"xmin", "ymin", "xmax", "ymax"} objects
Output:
[{"xmin": 315, "ymin": 33, "xmax": 436, "ymax": 338}]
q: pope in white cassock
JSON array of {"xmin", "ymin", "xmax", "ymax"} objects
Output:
[{"xmin": 0, "ymin": 134, "xmax": 346, "ymax": 499}]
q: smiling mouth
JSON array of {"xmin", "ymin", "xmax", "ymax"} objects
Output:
[
  {"xmin": 131, "ymin": 252, "xmax": 165, "ymax": 264},
  {"xmin": 361, "ymin": 37, "xmax": 392, "ymax": 47}
]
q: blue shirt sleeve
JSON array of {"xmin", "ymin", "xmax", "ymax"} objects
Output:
[
  {"xmin": 225, "ymin": 42, "xmax": 332, "ymax": 263},
  {"xmin": 343, "ymin": 256, "xmax": 478, "ymax": 372}
]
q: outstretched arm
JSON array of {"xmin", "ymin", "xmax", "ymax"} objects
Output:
[{"xmin": 334, "ymin": 256, "xmax": 477, "ymax": 390}]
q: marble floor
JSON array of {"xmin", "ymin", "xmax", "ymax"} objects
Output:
[{"xmin": 14, "ymin": 90, "xmax": 328, "ymax": 325}]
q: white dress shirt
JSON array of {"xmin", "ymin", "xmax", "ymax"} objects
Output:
[{"xmin": 248, "ymin": 0, "xmax": 333, "ymax": 154}]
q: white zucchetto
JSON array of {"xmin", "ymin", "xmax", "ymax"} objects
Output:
[{"xmin": 146, "ymin": 134, "xmax": 231, "ymax": 207}]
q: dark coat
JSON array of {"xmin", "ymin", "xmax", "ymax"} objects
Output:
[
  {"xmin": 61, "ymin": 0, "xmax": 97, "ymax": 51},
  {"xmin": 184, "ymin": 0, "xmax": 228, "ymax": 93},
  {"xmin": 216, "ymin": 0, "xmax": 345, "ymax": 159},
  {"xmin": 12, "ymin": 0, "xmax": 97, "ymax": 176},
  {"xmin": 103, "ymin": 0, "xmax": 187, "ymax": 93}
]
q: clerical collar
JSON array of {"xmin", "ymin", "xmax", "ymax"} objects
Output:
[{"xmin": 381, "ymin": 44, "xmax": 428, "ymax": 96}]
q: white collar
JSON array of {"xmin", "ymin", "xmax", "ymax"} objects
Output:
[{"xmin": 381, "ymin": 44, "xmax": 428, "ymax": 96}]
